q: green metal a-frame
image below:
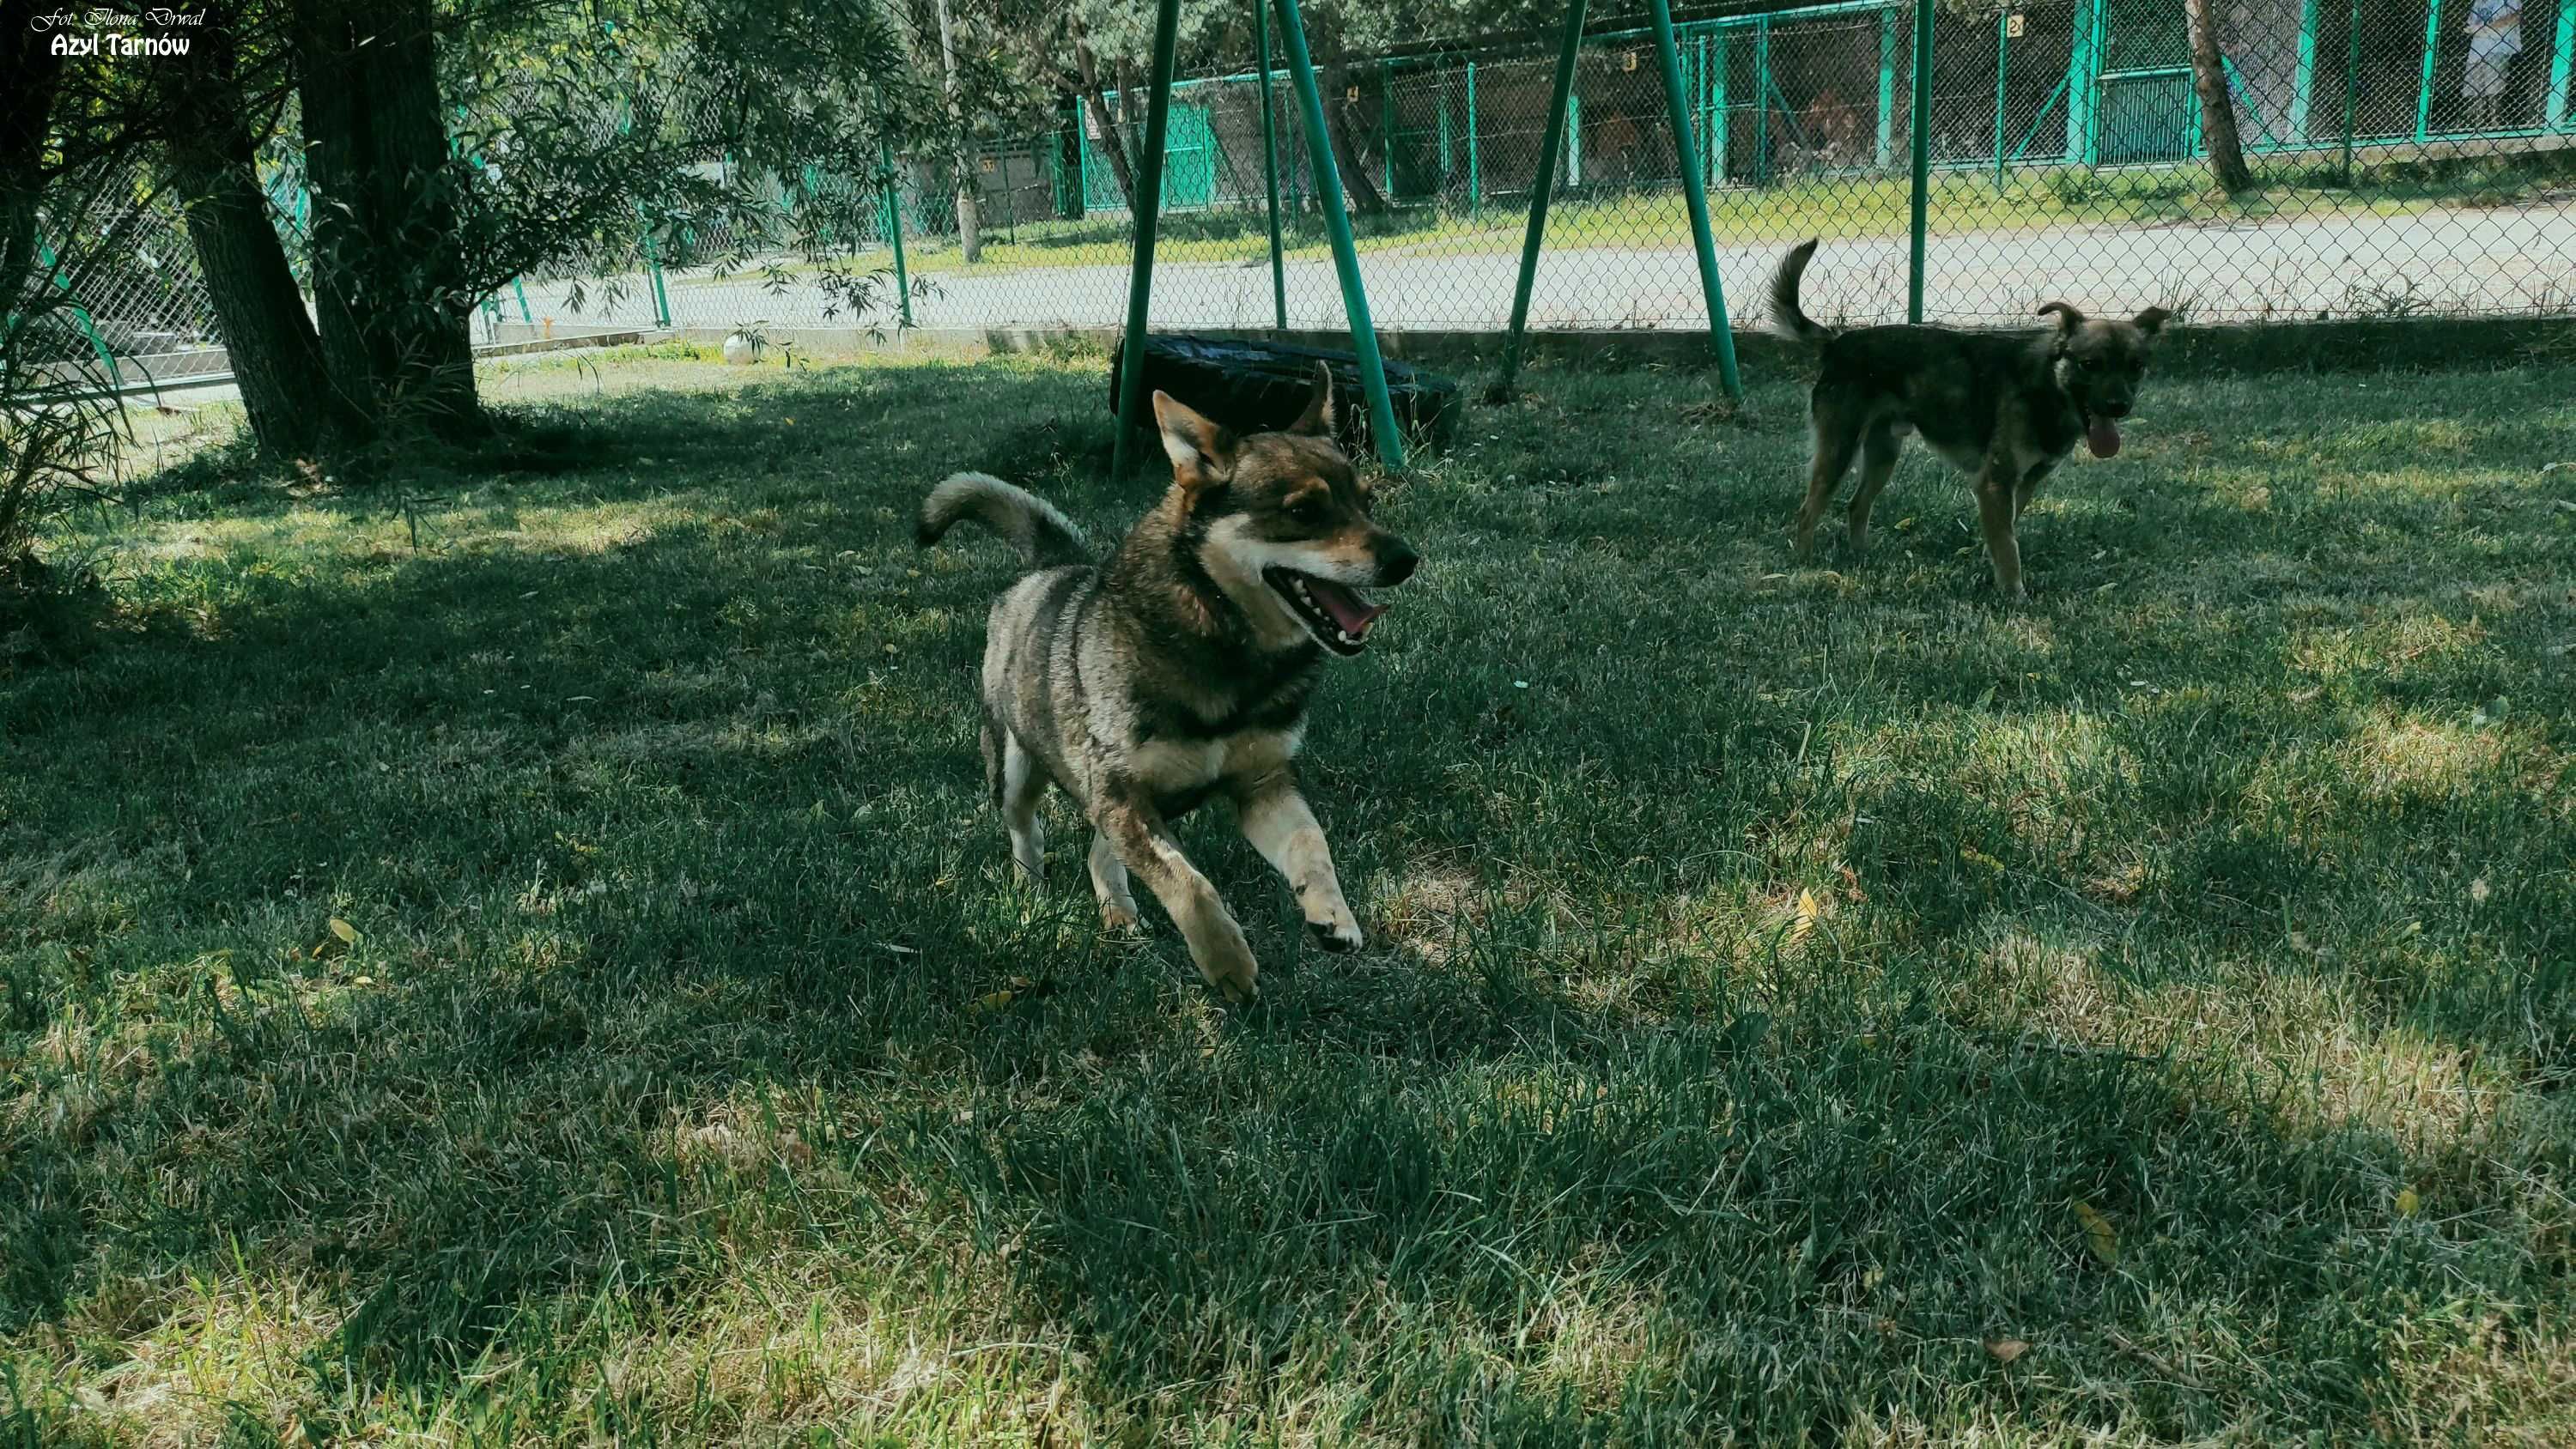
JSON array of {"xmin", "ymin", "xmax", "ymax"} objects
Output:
[
  {"xmin": 1494, "ymin": 0, "xmax": 1747, "ymax": 402},
  {"xmin": 1109, "ymin": 0, "xmax": 1409, "ymax": 479}
]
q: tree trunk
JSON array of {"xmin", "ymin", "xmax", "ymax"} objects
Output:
[
  {"xmin": 0, "ymin": 27, "xmax": 62, "ymax": 325},
  {"xmin": 161, "ymin": 12, "xmax": 368, "ymax": 459},
  {"xmin": 2184, "ymin": 0, "xmax": 2255, "ymax": 192},
  {"xmin": 1069, "ymin": 25, "xmax": 1139, "ymax": 213},
  {"xmin": 934, "ymin": 0, "xmax": 981, "ymax": 262},
  {"xmin": 292, "ymin": 0, "xmax": 486, "ymax": 440},
  {"xmin": 173, "ymin": 155, "xmax": 369, "ymax": 458},
  {"xmin": 1322, "ymin": 64, "xmax": 1390, "ymax": 216}
]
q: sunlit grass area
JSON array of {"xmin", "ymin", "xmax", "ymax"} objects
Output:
[{"xmin": 5, "ymin": 344, "xmax": 2573, "ymax": 1442}]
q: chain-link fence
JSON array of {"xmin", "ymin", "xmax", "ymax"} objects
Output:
[
  {"xmin": 24, "ymin": 193, "xmax": 224, "ymax": 384},
  {"xmin": 494, "ymin": 0, "xmax": 2567, "ymax": 340},
  {"xmin": 41, "ymin": 0, "xmax": 2576, "ymax": 376}
]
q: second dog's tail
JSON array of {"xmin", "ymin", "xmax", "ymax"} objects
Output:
[
  {"xmin": 916, "ymin": 472, "xmax": 1089, "ymax": 570},
  {"xmin": 1768, "ymin": 238, "xmax": 1838, "ymax": 346}
]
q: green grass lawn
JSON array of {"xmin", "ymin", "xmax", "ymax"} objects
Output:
[{"xmin": 5, "ymin": 344, "xmax": 2574, "ymax": 1443}]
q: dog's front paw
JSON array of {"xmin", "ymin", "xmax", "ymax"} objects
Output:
[
  {"xmin": 1306, "ymin": 915, "xmax": 1364, "ymax": 953},
  {"xmin": 1195, "ymin": 938, "xmax": 1261, "ymax": 1004},
  {"xmin": 1210, "ymin": 961, "xmax": 1261, "ymax": 1004}
]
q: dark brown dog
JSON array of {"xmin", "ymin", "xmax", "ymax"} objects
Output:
[{"xmin": 1770, "ymin": 238, "xmax": 2171, "ymax": 599}]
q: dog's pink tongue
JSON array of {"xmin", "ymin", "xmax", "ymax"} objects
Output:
[
  {"xmin": 1306, "ymin": 579, "xmax": 1384, "ymax": 636},
  {"xmin": 2087, "ymin": 415, "xmax": 2122, "ymax": 458}
]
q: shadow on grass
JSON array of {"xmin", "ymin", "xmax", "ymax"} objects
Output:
[{"xmin": 3, "ymin": 357, "xmax": 2571, "ymax": 1438}]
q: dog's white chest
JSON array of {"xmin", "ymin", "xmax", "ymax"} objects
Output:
[
  {"xmin": 1132, "ymin": 739, "xmax": 1230, "ymax": 793},
  {"xmin": 1129, "ymin": 730, "xmax": 1302, "ymax": 798}
]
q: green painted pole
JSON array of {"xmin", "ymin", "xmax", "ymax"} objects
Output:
[
  {"xmin": 1382, "ymin": 61, "xmax": 1395, "ymax": 196},
  {"xmin": 1753, "ymin": 18, "xmax": 1771, "ymax": 185},
  {"xmin": 2341, "ymin": 0, "xmax": 2361, "ymax": 177},
  {"xmin": 2290, "ymin": 0, "xmax": 2319, "ymax": 141},
  {"xmin": 1109, "ymin": 0, "xmax": 1184, "ymax": 482},
  {"xmin": 2067, "ymin": 0, "xmax": 2099, "ymax": 165},
  {"xmin": 639, "ymin": 209, "xmax": 672, "ymax": 328},
  {"xmin": 1648, "ymin": 0, "xmax": 1743, "ymax": 399},
  {"xmin": 1714, "ymin": 32, "xmax": 1731, "ymax": 181},
  {"xmin": 1466, "ymin": 63, "xmax": 1481, "ymax": 215},
  {"xmin": 1699, "ymin": 33, "xmax": 1716, "ymax": 184},
  {"xmin": 1498, "ymin": 0, "xmax": 1590, "ymax": 400},
  {"xmin": 1271, "ymin": 0, "xmax": 1407, "ymax": 468},
  {"xmin": 1567, "ymin": 90, "xmax": 1583, "ymax": 187},
  {"xmin": 2416, "ymin": 0, "xmax": 2444, "ymax": 140},
  {"xmin": 1995, "ymin": 11, "xmax": 2010, "ymax": 191},
  {"xmin": 513, "ymin": 278, "xmax": 534, "ymax": 324},
  {"xmin": 1437, "ymin": 77, "xmax": 1454, "ymax": 191},
  {"xmin": 878, "ymin": 136, "xmax": 913, "ymax": 329},
  {"xmin": 1877, "ymin": 9, "xmax": 1897, "ymax": 169},
  {"xmin": 1255, "ymin": 0, "xmax": 1288, "ymax": 330},
  {"xmin": 1908, "ymin": 0, "xmax": 1932, "ymax": 323},
  {"xmin": 2549, "ymin": 0, "xmax": 2576, "ymax": 130}
]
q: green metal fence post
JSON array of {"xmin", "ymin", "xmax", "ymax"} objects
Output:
[
  {"xmin": 1877, "ymin": 9, "xmax": 1897, "ymax": 170},
  {"xmin": 1467, "ymin": 62, "xmax": 1481, "ymax": 215},
  {"xmin": 878, "ymin": 135, "xmax": 914, "ymax": 329},
  {"xmin": 2290, "ymin": 0, "xmax": 2319, "ymax": 141},
  {"xmin": 639, "ymin": 210, "xmax": 672, "ymax": 328},
  {"xmin": 1649, "ymin": 0, "xmax": 1744, "ymax": 401},
  {"xmin": 1498, "ymin": 0, "xmax": 1590, "ymax": 400},
  {"xmin": 1994, "ymin": 10, "xmax": 2010, "ymax": 191},
  {"xmin": 1272, "ymin": 0, "xmax": 1407, "ymax": 469},
  {"xmin": 1438, "ymin": 75, "xmax": 1455, "ymax": 193},
  {"xmin": 2341, "ymin": 0, "xmax": 2361, "ymax": 178},
  {"xmin": 1109, "ymin": 0, "xmax": 1184, "ymax": 482},
  {"xmin": 1002, "ymin": 144, "xmax": 1018, "ymax": 245},
  {"xmin": 1753, "ymin": 18, "xmax": 1772, "ymax": 185},
  {"xmin": 2067, "ymin": 0, "xmax": 2099, "ymax": 166},
  {"xmin": 2549, "ymin": 0, "xmax": 2576, "ymax": 130},
  {"xmin": 1714, "ymin": 31, "xmax": 1731, "ymax": 182},
  {"xmin": 1256, "ymin": 0, "xmax": 1288, "ymax": 330},
  {"xmin": 1908, "ymin": 0, "xmax": 1932, "ymax": 323},
  {"xmin": 513, "ymin": 278, "xmax": 534, "ymax": 324},
  {"xmin": 1699, "ymin": 33, "xmax": 1717, "ymax": 185},
  {"xmin": 2415, "ymin": 0, "xmax": 2444, "ymax": 140},
  {"xmin": 1381, "ymin": 60, "xmax": 1395, "ymax": 196},
  {"xmin": 1567, "ymin": 89, "xmax": 1583, "ymax": 187}
]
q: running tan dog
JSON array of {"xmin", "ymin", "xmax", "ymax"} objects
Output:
[
  {"xmin": 917, "ymin": 366, "xmax": 1419, "ymax": 1002},
  {"xmin": 1771, "ymin": 238, "xmax": 2170, "ymax": 598}
]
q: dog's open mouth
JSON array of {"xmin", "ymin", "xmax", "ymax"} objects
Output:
[
  {"xmin": 1265, "ymin": 567, "xmax": 1385, "ymax": 655},
  {"xmin": 2084, "ymin": 413, "xmax": 2122, "ymax": 458}
]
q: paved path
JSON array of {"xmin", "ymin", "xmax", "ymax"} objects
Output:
[{"xmin": 507, "ymin": 202, "xmax": 2576, "ymax": 338}]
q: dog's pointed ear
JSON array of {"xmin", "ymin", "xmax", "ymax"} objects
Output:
[
  {"xmin": 1153, "ymin": 391, "xmax": 1236, "ymax": 494},
  {"xmin": 1289, "ymin": 361, "xmax": 1336, "ymax": 436},
  {"xmin": 2036, "ymin": 301, "xmax": 2086, "ymax": 334},
  {"xmin": 2130, "ymin": 306, "xmax": 2172, "ymax": 337}
]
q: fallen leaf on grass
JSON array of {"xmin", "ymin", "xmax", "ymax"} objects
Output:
[
  {"xmin": 1788, "ymin": 888, "xmax": 1822, "ymax": 948},
  {"xmin": 328, "ymin": 918, "xmax": 358, "ymax": 945},
  {"xmin": 2072, "ymin": 1200, "xmax": 2118, "ymax": 1266},
  {"xmin": 1984, "ymin": 1337, "xmax": 2030, "ymax": 1364}
]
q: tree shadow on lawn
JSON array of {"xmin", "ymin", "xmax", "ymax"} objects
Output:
[{"xmin": 3, "ymin": 360, "xmax": 2571, "ymax": 1437}]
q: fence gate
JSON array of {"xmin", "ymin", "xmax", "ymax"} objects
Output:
[
  {"xmin": 1081, "ymin": 97, "xmax": 1218, "ymax": 213},
  {"xmin": 2093, "ymin": 0, "xmax": 2197, "ymax": 162}
]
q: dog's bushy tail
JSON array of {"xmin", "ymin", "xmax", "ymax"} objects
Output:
[
  {"xmin": 916, "ymin": 472, "xmax": 1089, "ymax": 569},
  {"xmin": 1768, "ymin": 239, "xmax": 1838, "ymax": 346}
]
